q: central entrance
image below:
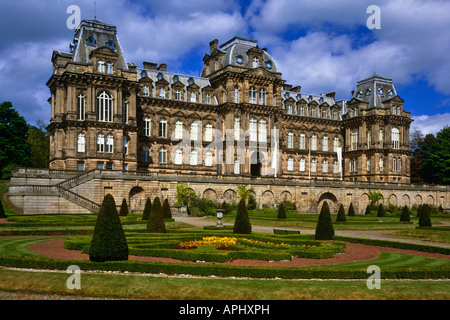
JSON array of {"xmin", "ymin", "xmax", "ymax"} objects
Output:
[{"xmin": 250, "ymin": 152, "xmax": 262, "ymax": 177}]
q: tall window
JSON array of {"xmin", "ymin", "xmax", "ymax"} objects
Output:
[
  {"xmin": 333, "ymin": 160, "xmax": 338, "ymax": 174},
  {"xmin": 159, "ymin": 88, "xmax": 165, "ymax": 98},
  {"xmin": 204, "ymin": 124, "xmax": 213, "ymax": 142},
  {"xmin": 122, "ymin": 99, "xmax": 128, "ymax": 124},
  {"xmin": 287, "ymin": 105, "xmax": 292, "ymax": 114},
  {"xmin": 234, "ymin": 117, "xmax": 240, "ymax": 141},
  {"xmin": 311, "ymin": 158, "xmax": 317, "ymax": 172},
  {"xmin": 159, "ymin": 148, "xmax": 167, "ymax": 164},
  {"xmin": 299, "ymin": 134, "xmax": 306, "ymax": 150},
  {"xmin": 190, "ymin": 92, "xmax": 196, "ymax": 102},
  {"xmin": 190, "ymin": 150, "xmax": 198, "ymax": 166},
  {"xmin": 97, "ymin": 91, "xmax": 113, "ymax": 122},
  {"xmin": 106, "ymin": 62, "xmax": 113, "ymax": 74},
  {"xmin": 142, "ymin": 146, "xmax": 150, "ymax": 163},
  {"xmin": 159, "ymin": 119, "xmax": 167, "ymax": 138},
  {"xmin": 287, "ymin": 132, "xmax": 294, "ymax": 148},
  {"xmin": 322, "ymin": 160, "xmax": 328, "ymax": 173},
  {"xmin": 379, "ymin": 130, "xmax": 384, "ymax": 148},
  {"xmin": 379, "ymin": 157, "xmax": 384, "ymax": 172},
  {"xmin": 205, "ymin": 151, "xmax": 213, "ymax": 167},
  {"xmin": 392, "ymin": 127, "xmax": 400, "ymax": 149},
  {"xmin": 249, "ymin": 118, "xmax": 257, "ymax": 142},
  {"xmin": 333, "ymin": 137, "xmax": 339, "ymax": 152},
  {"xmin": 190, "ymin": 122, "xmax": 198, "ymax": 141},
  {"xmin": 287, "ymin": 157, "xmax": 294, "ymax": 171},
  {"xmin": 393, "ymin": 157, "xmax": 401, "ymax": 171},
  {"xmin": 258, "ymin": 119, "xmax": 267, "ymax": 143},
  {"xmin": 205, "ymin": 93, "xmax": 211, "ymax": 104},
  {"xmin": 299, "ymin": 158, "xmax": 305, "ymax": 171},
  {"xmin": 174, "ymin": 149, "xmax": 182, "ymax": 165},
  {"xmin": 77, "ymin": 133, "xmax": 85, "ymax": 153},
  {"xmin": 97, "ymin": 60, "xmax": 105, "ymax": 72},
  {"xmin": 123, "ymin": 136, "xmax": 128, "ymax": 155},
  {"xmin": 175, "ymin": 90, "xmax": 181, "ymax": 100},
  {"xmin": 249, "ymin": 87, "xmax": 256, "ymax": 104},
  {"xmin": 106, "ymin": 134, "xmax": 114, "ymax": 153},
  {"xmin": 351, "ymin": 129, "xmax": 359, "ymax": 150},
  {"xmin": 97, "ymin": 133, "xmax": 105, "ymax": 152},
  {"xmin": 234, "ymin": 86, "xmax": 239, "ymax": 103},
  {"xmin": 174, "ymin": 120, "xmax": 183, "ymax": 140},
  {"xmin": 77, "ymin": 94, "xmax": 85, "ymax": 121},
  {"xmin": 367, "ymin": 158, "xmax": 371, "ymax": 172},
  {"xmin": 311, "ymin": 108, "xmax": 315, "ymax": 117},
  {"xmin": 143, "ymin": 86, "xmax": 149, "ymax": 96},
  {"xmin": 311, "ymin": 135, "xmax": 317, "ymax": 151},
  {"xmin": 322, "ymin": 136, "xmax": 328, "ymax": 152},
  {"xmin": 259, "ymin": 88, "xmax": 266, "ymax": 105},
  {"xmin": 234, "ymin": 159, "xmax": 240, "ymax": 174},
  {"xmin": 252, "ymin": 57, "xmax": 258, "ymax": 68},
  {"xmin": 367, "ymin": 131, "xmax": 372, "ymax": 148},
  {"xmin": 143, "ymin": 118, "xmax": 151, "ymax": 137}
]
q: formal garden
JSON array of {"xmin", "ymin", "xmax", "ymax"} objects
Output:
[{"xmin": 0, "ymin": 180, "xmax": 449, "ymax": 300}]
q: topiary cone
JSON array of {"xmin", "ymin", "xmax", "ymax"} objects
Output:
[
  {"xmin": 147, "ymin": 196, "xmax": 166, "ymax": 233},
  {"xmin": 315, "ymin": 201, "xmax": 334, "ymax": 240}
]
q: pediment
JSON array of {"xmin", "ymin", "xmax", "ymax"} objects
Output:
[
  {"xmin": 187, "ymin": 112, "xmax": 202, "ymax": 120},
  {"xmin": 155, "ymin": 78, "xmax": 170, "ymax": 86},
  {"xmin": 172, "ymin": 110, "xmax": 186, "ymax": 118},
  {"xmin": 285, "ymin": 97, "xmax": 296, "ymax": 104},
  {"xmin": 202, "ymin": 114, "xmax": 216, "ymax": 121},
  {"xmin": 156, "ymin": 109, "xmax": 171, "ymax": 116},
  {"xmin": 243, "ymin": 67, "xmax": 278, "ymax": 79},
  {"xmin": 89, "ymin": 46, "xmax": 118, "ymax": 58},
  {"xmin": 384, "ymin": 95, "xmax": 404, "ymax": 103}
]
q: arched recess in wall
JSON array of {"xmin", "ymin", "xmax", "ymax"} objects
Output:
[
  {"xmin": 426, "ymin": 195, "xmax": 435, "ymax": 206},
  {"xmin": 388, "ymin": 194, "xmax": 398, "ymax": 207},
  {"xmin": 402, "ymin": 194, "xmax": 410, "ymax": 207},
  {"xmin": 129, "ymin": 186, "xmax": 145, "ymax": 213},
  {"xmin": 223, "ymin": 189, "xmax": 236, "ymax": 202},
  {"xmin": 280, "ymin": 190, "xmax": 292, "ymax": 202},
  {"xmin": 317, "ymin": 192, "xmax": 338, "ymax": 213},
  {"xmin": 359, "ymin": 193, "xmax": 370, "ymax": 213},
  {"xmin": 203, "ymin": 188, "xmax": 217, "ymax": 202},
  {"xmin": 261, "ymin": 190, "xmax": 275, "ymax": 208},
  {"xmin": 414, "ymin": 194, "xmax": 423, "ymax": 206}
]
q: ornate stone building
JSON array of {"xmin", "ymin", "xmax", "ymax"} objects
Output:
[{"xmin": 46, "ymin": 19, "xmax": 412, "ymax": 184}]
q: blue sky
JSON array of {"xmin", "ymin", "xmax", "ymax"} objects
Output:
[{"xmin": 0, "ymin": 0, "xmax": 449, "ymax": 135}]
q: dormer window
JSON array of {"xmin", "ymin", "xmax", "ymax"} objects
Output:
[
  {"xmin": 141, "ymin": 70, "xmax": 148, "ymax": 78},
  {"xmin": 388, "ymin": 89, "xmax": 394, "ymax": 97},
  {"xmin": 143, "ymin": 86, "xmax": 149, "ymax": 96},
  {"xmin": 157, "ymin": 72, "xmax": 164, "ymax": 81},
  {"xmin": 86, "ymin": 36, "xmax": 96, "ymax": 47},
  {"xmin": 106, "ymin": 40, "xmax": 116, "ymax": 50},
  {"xmin": 356, "ymin": 91, "xmax": 363, "ymax": 98},
  {"xmin": 378, "ymin": 87, "xmax": 384, "ymax": 96},
  {"xmin": 252, "ymin": 57, "xmax": 258, "ymax": 68},
  {"xmin": 173, "ymin": 75, "xmax": 179, "ymax": 82},
  {"xmin": 265, "ymin": 60, "xmax": 273, "ymax": 69},
  {"xmin": 365, "ymin": 89, "xmax": 371, "ymax": 96},
  {"xmin": 236, "ymin": 55, "xmax": 244, "ymax": 65}
]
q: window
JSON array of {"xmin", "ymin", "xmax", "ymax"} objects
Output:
[
  {"xmin": 252, "ymin": 57, "xmax": 258, "ymax": 68},
  {"xmin": 143, "ymin": 86, "xmax": 149, "ymax": 96},
  {"xmin": 159, "ymin": 119, "xmax": 167, "ymax": 138},
  {"xmin": 258, "ymin": 119, "xmax": 267, "ymax": 143},
  {"xmin": 106, "ymin": 134, "xmax": 114, "ymax": 153},
  {"xmin": 311, "ymin": 159, "xmax": 317, "ymax": 173},
  {"xmin": 322, "ymin": 160, "xmax": 328, "ymax": 173},
  {"xmin": 77, "ymin": 133, "xmax": 85, "ymax": 153},
  {"xmin": 333, "ymin": 111, "xmax": 338, "ymax": 120},
  {"xmin": 379, "ymin": 157, "xmax": 384, "ymax": 172},
  {"xmin": 190, "ymin": 150, "xmax": 198, "ymax": 166},
  {"xmin": 190, "ymin": 122, "xmax": 198, "ymax": 141},
  {"xmin": 159, "ymin": 88, "xmax": 165, "ymax": 98},
  {"xmin": 287, "ymin": 157, "xmax": 294, "ymax": 171},
  {"xmin": 106, "ymin": 162, "xmax": 113, "ymax": 170},
  {"xmin": 322, "ymin": 136, "xmax": 328, "ymax": 152},
  {"xmin": 143, "ymin": 118, "xmax": 151, "ymax": 137},
  {"xmin": 122, "ymin": 99, "xmax": 128, "ymax": 124},
  {"xmin": 322, "ymin": 109, "xmax": 328, "ymax": 118},
  {"xmin": 367, "ymin": 131, "xmax": 372, "ymax": 148},
  {"xmin": 351, "ymin": 129, "xmax": 359, "ymax": 150},
  {"xmin": 106, "ymin": 40, "xmax": 116, "ymax": 50},
  {"xmin": 367, "ymin": 158, "xmax": 371, "ymax": 172},
  {"xmin": 205, "ymin": 151, "xmax": 213, "ymax": 167},
  {"xmin": 299, "ymin": 134, "xmax": 306, "ymax": 150},
  {"xmin": 249, "ymin": 87, "xmax": 256, "ymax": 104},
  {"xmin": 299, "ymin": 106, "xmax": 304, "ymax": 116},
  {"xmin": 190, "ymin": 92, "xmax": 196, "ymax": 102},
  {"xmin": 393, "ymin": 157, "xmax": 401, "ymax": 172},
  {"xmin": 299, "ymin": 158, "xmax": 305, "ymax": 172},
  {"xmin": 97, "ymin": 91, "xmax": 113, "ymax": 122},
  {"xmin": 77, "ymin": 94, "xmax": 85, "ymax": 121},
  {"xmin": 142, "ymin": 146, "xmax": 150, "ymax": 163},
  {"xmin": 333, "ymin": 160, "xmax": 338, "ymax": 174},
  {"xmin": 205, "ymin": 93, "xmax": 211, "ymax": 104},
  {"xmin": 234, "ymin": 86, "xmax": 239, "ymax": 103},
  {"xmin": 175, "ymin": 90, "xmax": 181, "ymax": 100},
  {"xmin": 204, "ymin": 124, "xmax": 213, "ymax": 142},
  {"xmin": 311, "ymin": 108, "xmax": 315, "ymax": 117},
  {"xmin": 259, "ymin": 88, "xmax": 266, "ymax": 105},
  {"xmin": 392, "ymin": 127, "xmax": 400, "ymax": 149},
  {"xmin": 311, "ymin": 135, "xmax": 317, "ymax": 151},
  {"xmin": 234, "ymin": 159, "xmax": 240, "ymax": 174},
  {"xmin": 77, "ymin": 161, "xmax": 85, "ymax": 171},
  {"xmin": 379, "ymin": 130, "xmax": 384, "ymax": 148},
  {"xmin": 174, "ymin": 121, "xmax": 183, "ymax": 140},
  {"xmin": 159, "ymin": 148, "xmax": 167, "ymax": 164},
  {"xmin": 97, "ymin": 161, "xmax": 104, "ymax": 170},
  {"xmin": 123, "ymin": 137, "xmax": 128, "ymax": 155},
  {"xmin": 333, "ymin": 137, "xmax": 339, "ymax": 152},
  {"xmin": 287, "ymin": 132, "xmax": 294, "ymax": 148},
  {"xmin": 287, "ymin": 105, "xmax": 292, "ymax": 114},
  {"xmin": 234, "ymin": 117, "xmax": 240, "ymax": 141},
  {"xmin": 106, "ymin": 62, "xmax": 113, "ymax": 74},
  {"xmin": 249, "ymin": 118, "xmax": 257, "ymax": 142},
  {"xmin": 174, "ymin": 149, "xmax": 182, "ymax": 165},
  {"xmin": 86, "ymin": 36, "xmax": 96, "ymax": 47},
  {"xmin": 97, "ymin": 133, "xmax": 105, "ymax": 152},
  {"xmin": 97, "ymin": 60, "xmax": 105, "ymax": 73}
]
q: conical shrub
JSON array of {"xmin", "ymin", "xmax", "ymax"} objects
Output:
[
  {"xmin": 277, "ymin": 202, "xmax": 286, "ymax": 219},
  {"xmin": 348, "ymin": 203, "xmax": 355, "ymax": 216},
  {"xmin": 142, "ymin": 197, "xmax": 152, "ymax": 220},
  {"xmin": 377, "ymin": 203, "xmax": 385, "ymax": 217},
  {"xmin": 364, "ymin": 204, "xmax": 371, "ymax": 215},
  {"xmin": 0, "ymin": 199, "xmax": 6, "ymax": 219},
  {"xmin": 233, "ymin": 198, "xmax": 252, "ymax": 234},
  {"xmin": 400, "ymin": 205, "xmax": 410, "ymax": 222},
  {"xmin": 119, "ymin": 198, "xmax": 129, "ymax": 217},
  {"xmin": 336, "ymin": 204, "xmax": 346, "ymax": 222},
  {"xmin": 315, "ymin": 201, "xmax": 334, "ymax": 240},
  {"xmin": 146, "ymin": 196, "xmax": 166, "ymax": 233},
  {"xmin": 418, "ymin": 204, "xmax": 432, "ymax": 227},
  {"xmin": 162, "ymin": 198, "xmax": 172, "ymax": 219},
  {"xmin": 89, "ymin": 194, "xmax": 128, "ymax": 262}
]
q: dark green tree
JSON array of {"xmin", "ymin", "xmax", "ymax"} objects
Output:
[
  {"xmin": 233, "ymin": 198, "xmax": 252, "ymax": 234},
  {"xmin": 142, "ymin": 197, "xmax": 152, "ymax": 220},
  {"xmin": 0, "ymin": 199, "xmax": 6, "ymax": 218},
  {"xmin": 277, "ymin": 202, "xmax": 286, "ymax": 219},
  {"xmin": 336, "ymin": 204, "xmax": 346, "ymax": 222},
  {"xmin": 89, "ymin": 194, "xmax": 129, "ymax": 262},
  {"xmin": 377, "ymin": 203, "xmax": 385, "ymax": 217},
  {"xmin": 410, "ymin": 128, "xmax": 425, "ymax": 184},
  {"xmin": 162, "ymin": 198, "xmax": 172, "ymax": 219},
  {"xmin": 364, "ymin": 204, "xmax": 371, "ymax": 215},
  {"xmin": 400, "ymin": 205, "xmax": 410, "ymax": 222},
  {"xmin": 315, "ymin": 201, "xmax": 334, "ymax": 240},
  {"xmin": 119, "ymin": 198, "xmax": 129, "ymax": 217},
  {"xmin": 347, "ymin": 203, "xmax": 355, "ymax": 216},
  {"xmin": 27, "ymin": 120, "xmax": 50, "ymax": 169},
  {"xmin": 422, "ymin": 126, "xmax": 450, "ymax": 185},
  {"xmin": 147, "ymin": 197, "xmax": 166, "ymax": 233},
  {"xmin": 418, "ymin": 204, "xmax": 432, "ymax": 227}
]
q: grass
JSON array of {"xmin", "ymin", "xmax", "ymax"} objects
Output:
[{"xmin": 387, "ymin": 228, "xmax": 450, "ymax": 243}]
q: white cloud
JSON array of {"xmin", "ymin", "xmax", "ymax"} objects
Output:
[{"xmin": 411, "ymin": 113, "xmax": 450, "ymax": 136}]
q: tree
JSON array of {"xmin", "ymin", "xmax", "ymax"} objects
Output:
[
  {"xmin": 119, "ymin": 198, "xmax": 129, "ymax": 217},
  {"xmin": 377, "ymin": 203, "xmax": 385, "ymax": 217},
  {"xmin": 162, "ymin": 198, "xmax": 172, "ymax": 219},
  {"xmin": 400, "ymin": 205, "xmax": 410, "ymax": 222},
  {"xmin": 364, "ymin": 204, "xmax": 371, "ymax": 215},
  {"xmin": 175, "ymin": 182, "xmax": 197, "ymax": 207},
  {"xmin": 147, "ymin": 197, "xmax": 166, "ymax": 233},
  {"xmin": 142, "ymin": 197, "xmax": 152, "ymax": 220},
  {"xmin": 27, "ymin": 120, "xmax": 50, "ymax": 169},
  {"xmin": 0, "ymin": 199, "xmax": 6, "ymax": 218},
  {"xmin": 237, "ymin": 184, "xmax": 254, "ymax": 202},
  {"xmin": 0, "ymin": 101, "xmax": 31, "ymax": 177},
  {"xmin": 410, "ymin": 127, "xmax": 425, "ymax": 184},
  {"xmin": 336, "ymin": 204, "xmax": 346, "ymax": 222},
  {"xmin": 368, "ymin": 190, "xmax": 384, "ymax": 208},
  {"xmin": 89, "ymin": 194, "xmax": 129, "ymax": 262},
  {"xmin": 421, "ymin": 126, "xmax": 450, "ymax": 185},
  {"xmin": 315, "ymin": 201, "xmax": 334, "ymax": 240},
  {"xmin": 347, "ymin": 203, "xmax": 355, "ymax": 216},
  {"xmin": 418, "ymin": 204, "xmax": 432, "ymax": 227},
  {"xmin": 277, "ymin": 202, "xmax": 286, "ymax": 219},
  {"xmin": 233, "ymin": 198, "xmax": 252, "ymax": 234}
]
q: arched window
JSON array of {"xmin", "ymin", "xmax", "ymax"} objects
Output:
[
  {"xmin": 234, "ymin": 86, "xmax": 239, "ymax": 103},
  {"xmin": 159, "ymin": 119, "xmax": 167, "ymax": 138},
  {"xmin": 287, "ymin": 157, "xmax": 294, "ymax": 171},
  {"xmin": 159, "ymin": 148, "xmax": 167, "ymax": 164},
  {"xmin": 311, "ymin": 134, "xmax": 317, "ymax": 151},
  {"xmin": 142, "ymin": 146, "xmax": 150, "ymax": 163},
  {"xmin": 190, "ymin": 122, "xmax": 198, "ymax": 141},
  {"xmin": 299, "ymin": 158, "xmax": 305, "ymax": 172},
  {"xmin": 97, "ymin": 133, "xmax": 105, "ymax": 152},
  {"xmin": 322, "ymin": 160, "xmax": 328, "ymax": 173},
  {"xmin": 106, "ymin": 134, "xmax": 114, "ymax": 153},
  {"xmin": 249, "ymin": 87, "xmax": 256, "ymax": 104},
  {"xmin": 379, "ymin": 129, "xmax": 384, "ymax": 148},
  {"xmin": 174, "ymin": 120, "xmax": 183, "ymax": 140},
  {"xmin": 97, "ymin": 60, "xmax": 105, "ymax": 72},
  {"xmin": 143, "ymin": 118, "xmax": 151, "ymax": 137},
  {"xmin": 205, "ymin": 151, "xmax": 213, "ymax": 167},
  {"xmin": 258, "ymin": 119, "xmax": 267, "ymax": 143},
  {"xmin": 234, "ymin": 117, "xmax": 240, "ymax": 141},
  {"xmin": 77, "ymin": 94, "xmax": 85, "ymax": 121},
  {"xmin": 174, "ymin": 149, "xmax": 183, "ymax": 165},
  {"xmin": 299, "ymin": 133, "xmax": 306, "ymax": 150},
  {"xmin": 392, "ymin": 127, "xmax": 400, "ymax": 149},
  {"xmin": 249, "ymin": 117, "xmax": 257, "ymax": 142},
  {"xmin": 252, "ymin": 57, "xmax": 258, "ymax": 68},
  {"xmin": 77, "ymin": 133, "xmax": 85, "ymax": 153},
  {"xmin": 333, "ymin": 137, "xmax": 339, "ymax": 152},
  {"xmin": 190, "ymin": 150, "xmax": 198, "ymax": 166},
  {"xmin": 97, "ymin": 91, "xmax": 113, "ymax": 122},
  {"xmin": 259, "ymin": 88, "xmax": 266, "ymax": 105},
  {"xmin": 311, "ymin": 158, "xmax": 317, "ymax": 172},
  {"xmin": 106, "ymin": 62, "xmax": 113, "ymax": 74},
  {"xmin": 287, "ymin": 132, "xmax": 294, "ymax": 148},
  {"xmin": 204, "ymin": 124, "xmax": 213, "ymax": 142},
  {"xmin": 322, "ymin": 136, "xmax": 328, "ymax": 152}
]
